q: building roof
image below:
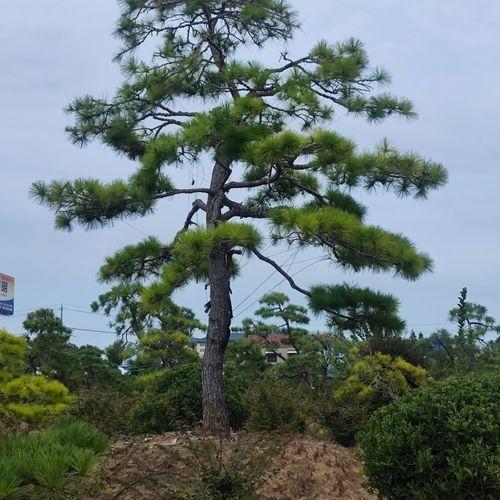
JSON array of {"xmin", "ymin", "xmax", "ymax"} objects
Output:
[
  {"xmin": 193, "ymin": 332, "xmax": 291, "ymax": 347},
  {"xmin": 193, "ymin": 332, "xmax": 245, "ymax": 345}
]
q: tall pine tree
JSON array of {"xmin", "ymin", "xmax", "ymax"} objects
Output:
[{"xmin": 32, "ymin": 0, "xmax": 447, "ymax": 435}]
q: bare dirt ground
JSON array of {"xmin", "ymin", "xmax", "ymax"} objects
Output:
[{"xmin": 87, "ymin": 432, "xmax": 375, "ymax": 500}]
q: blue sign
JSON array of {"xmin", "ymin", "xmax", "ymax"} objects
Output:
[{"xmin": 0, "ymin": 274, "xmax": 15, "ymax": 316}]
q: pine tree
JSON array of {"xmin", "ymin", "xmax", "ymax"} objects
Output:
[
  {"xmin": 92, "ymin": 284, "xmax": 203, "ymax": 371},
  {"xmin": 32, "ymin": 1, "xmax": 447, "ymax": 435}
]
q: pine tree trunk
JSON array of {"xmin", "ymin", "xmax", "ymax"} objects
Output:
[
  {"xmin": 202, "ymin": 155, "xmax": 233, "ymax": 437},
  {"xmin": 202, "ymin": 245, "xmax": 232, "ymax": 436}
]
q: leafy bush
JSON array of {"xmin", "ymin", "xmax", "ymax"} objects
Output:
[
  {"xmin": 337, "ymin": 351, "xmax": 427, "ymax": 403},
  {"xmin": 246, "ymin": 382, "xmax": 308, "ymax": 433},
  {"xmin": 359, "ymin": 375, "xmax": 500, "ymax": 499},
  {"xmin": 319, "ymin": 392, "xmax": 372, "ymax": 447},
  {"xmin": 130, "ymin": 363, "xmax": 247, "ymax": 434},
  {"xmin": 0, "ymin": 330, "xmax": 26, "ymax": 384},
  {"xmin": 71, "ymin": 386, "xmax": 137, "ymax": 436}
]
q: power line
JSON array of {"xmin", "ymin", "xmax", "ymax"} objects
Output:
[
  {"xmin": 120, "ymin": 219, "xmax": 148, "ymax": 237},
  {"xmin": 233, "ymin": 255, "xmax": 324, "ymax": 320},
  {"xmin": 232, "ymin": 250, "xmax": 299, "ymax": 314},
  {"xmin": 69, "ymin": 326, "xmax": 125, "ymax": 335}
]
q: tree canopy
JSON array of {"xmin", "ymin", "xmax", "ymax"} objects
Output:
[{"xmin": 32, "ymin": 0, "xmax": 447, "ymax": 435}]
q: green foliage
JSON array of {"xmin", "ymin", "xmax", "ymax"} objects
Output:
[
  {"xmin": 418, "ymin": 289, "xmax": 500, "ymax": 377},
  {"xmin": 309, "ymin": 284, "xmax": 405, "ymax": 338},
  {"xmin": 246, "ymin": 381, "xmax": 308, "ymax": 433},
  {"xmin": 270, "ymin": 206, "xmax": 431, "ymax": 280},
  {"xmin": 69, "ymin": 448, "xmax": 100, "ymax": 475},
  {"xmin": 0, "ymin": 330, "xmax": 26, "ymax": 384},
  {"xmin": 93, "ymin": 286, "xmax": 203, "ymax": 372},
  {"xmin": 359, "ymin": 375, "xmax": 500, "ymax": 499},
  {"xmin": 32, "ymin": 450, "xmax": 72, "ymax": 490},
  {"xmin": 98, "ymin": 237, "xmax": 170, "ymax": 283},
  {"xmin": 53, "ymin": 417, "xmax": 109, "ymax": 454},
  {"xmin": 1, "ymin": 375, "xmax": 71, "ymax": 425},
  {"xmin": 0, "ymin": 419, "xmax": 107, "ymax": 497},
  {"xmin": 32, "ymin": 0, "xmax": 447, "ymax": 434},
  {"xmin": 130, "ymin": 364, "xmax": 247, "ymax": 434},
  {"xmin": 23, "ymin": 308, "xmax": 123, "ymax": 391},
  {"xmin": 361, "ymin": 335, "xmax": 425, "ymax": 367},
  {"xmin": 0, "ymin": 458, "xmax": 22, "ymax": 499},
  {"xmin": 318, "ymin": 392, "xmax": 372, "ymax": 447},
  {"xmin": 336, "ymin": 351, "xmax": 427, "ymax": 403},
  {"xmin": 70, "ymin": 386, "xmax": 137, "ymax": 436},
  {"xmin": 224, "ymin": 339, "xmax": 268, "ymax": 392}
]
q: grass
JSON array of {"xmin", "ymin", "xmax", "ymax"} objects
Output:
[
  {"xmin": 0, "ymin": 459, "xmax": 22, "ymax": 499},
  {"xmin": 0, "ymin": 417, "xmax": 108, "ymax": 498},
  {"xmin": 70, "ymin": 448, "xmax": 100, "ymax": 475}
]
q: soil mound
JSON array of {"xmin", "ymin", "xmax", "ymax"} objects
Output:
[{"xmin": 89, "ymin": 433, "xmax": 374, "ymax": 499}]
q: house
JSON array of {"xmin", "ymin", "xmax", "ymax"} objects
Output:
[{"xmin": 193, "ymin": 332, "xmax": 297, "ymax": 364}]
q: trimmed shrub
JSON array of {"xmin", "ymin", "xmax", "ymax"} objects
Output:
[
  {"xmin": 336, "ymin": 352, "xmax": 427, "ymax": 403},
  {"xmin": 359, "ymin": 375, "xmax": 500, "ymax": 499},
  {"xmin": 130, "ymin": 363, "xmax": 248, "ymax": 434},
  {"xmin": 1, "ymin": 375, "xmax": 72, "ymax": 424}
]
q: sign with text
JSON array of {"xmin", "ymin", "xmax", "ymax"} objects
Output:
[{"xmin": 0, "ymin": 273, "xmax": 15, "ymax": 316}]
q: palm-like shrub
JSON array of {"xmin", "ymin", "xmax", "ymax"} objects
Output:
[{"xmin": 0, "ymin": 419, "xmax": 108, "ymax": 496}]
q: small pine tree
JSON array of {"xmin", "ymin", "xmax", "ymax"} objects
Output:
[
  {"xmin": 0, "ymin": 330, "xmax": 71, "ymax": 426},
  {"xmin": 92, "ymin": 285, "xmax": 203, "ymax": 371},
  {"xmin": 32, "ymin": 1, "xmax": 447, "ymax": 435}
]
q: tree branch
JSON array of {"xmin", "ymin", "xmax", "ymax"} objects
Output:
[
  {"xmin": 183, "ymin": 199, "xmax": 208, "ymax": 230},
  {"xmin": 251, "ymin": 248, "xmax": 311, "ymax": 297},
  {"xmin": 221, "ymin": 198, "xmax": 268, "ymax": 221}
]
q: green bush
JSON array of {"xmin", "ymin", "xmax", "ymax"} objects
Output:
[
  {"xmin": 358, "ymin": 375, "xmax": 500, "ymax": 499},
  {"xmin": 246, "ymin": 382, "xmax": 308, "ymax": 433},
  {"xmin": 1, "ymin": 375, "xmax": 72, "ymax": 425},
  {"xmin": 130, "ymin": 363, "xmax": 248, "ymax": 434},
  {"xmin": 71, "ymin": 386, "xmax": 137, "ymax": 436},
  {"xmin": 319, "ymin": 392, "xmax": 372, "ymax": 447}
]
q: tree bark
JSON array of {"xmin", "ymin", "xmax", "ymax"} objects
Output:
[
  {"xmin": 202, "ymin": 245, "xmax": 232, "ymax": 436},
  {"xmin": 202, "ymin": 154, "xmax": 233, "ymax": 437}
]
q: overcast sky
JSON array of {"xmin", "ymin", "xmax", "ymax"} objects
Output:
[{"xmin": 1, "ymin": 1, "xmax": 499, "ymax": 348}]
